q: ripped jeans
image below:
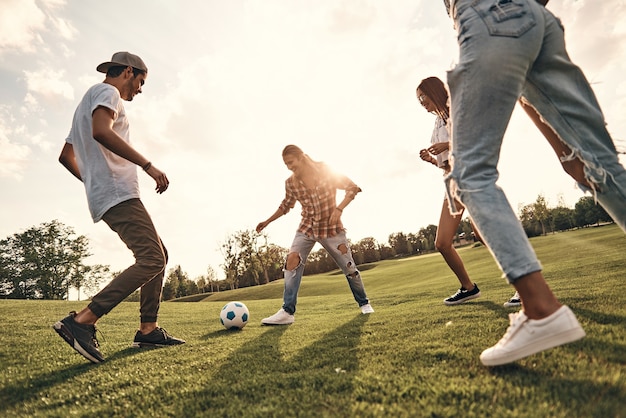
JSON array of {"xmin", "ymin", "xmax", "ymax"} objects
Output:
[
  {"xmin": 282, "ymin": 231, "xmax": 369, "ymax": 314},
  {"xmin": 446, "ymin": 0, "xmax": 626, "ymax": 282}
]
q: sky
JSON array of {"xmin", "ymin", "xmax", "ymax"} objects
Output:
[{"xmin": 1, "ymin": 0, "xmax": 626, "ymax": 289}]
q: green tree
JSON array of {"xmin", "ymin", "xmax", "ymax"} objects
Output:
[
  {"xmin": 220, "ymin": 234, "xmax": 242, "ymax": 290},
  {"xmin": 533, "ymin": 194, "xmax": 551, "ymax": 235},
  {"xmin": 219, "ymin": 230, "xmax": 277, "ymax": 290},
  {"xmin": 162, "ymin": 265, "xmax": 198, "ymax": 300},
  {"xmin": 550, "ymin": 205, "xmax": 574, "ymax": 231},
  {"xmin": 356, "ymin": 237, "xmax": 381, "ymax": 264},
  {"xmin": 388, "ymin": 232, "xmax": 411, "ymax": 256},
  {"xmin": 418, "ymin": 225, "xmax": 437, "ymax": 252},
  {"xmin": 206, "ymin": 265, "xmax": 220, "ymax": 292},
  {"xmin": 574, "ymin": 196, "xmax": 613, "ymax": 227},
  {"xmin": 519, "ymin": 202, "xmax": 542, "ymax": 237},
  {"xmin": 0, "ymin": 220, "xmax": 108, "ymax": 300}
]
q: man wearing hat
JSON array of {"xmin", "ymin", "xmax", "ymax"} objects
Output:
[{"xmin": 53, "ymin": 52, "xmax": 185, "ymax": 363}]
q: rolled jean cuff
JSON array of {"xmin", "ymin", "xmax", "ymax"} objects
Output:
[{"xmin": 507, "ymin": 266, "xmax": 542, "ymax": 285}]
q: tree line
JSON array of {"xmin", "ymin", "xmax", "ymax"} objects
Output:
[{"xmin": 0, "ymin": 194, "xmax": 612, "ymax": 300}]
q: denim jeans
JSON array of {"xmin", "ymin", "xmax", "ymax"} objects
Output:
[
  {"xmin": 445, "ymin": 0, "xmax": 626, "ymax": 282},
  {"xmin": 282, "ymin": 231, "xmax": 369, "ymax": 314},
  {"xmin": 89, "ymin": 199, "xmax": 167, "ymax": 323}
]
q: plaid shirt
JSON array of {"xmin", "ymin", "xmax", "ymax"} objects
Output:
[{"xmin": 278, "ymin": 163, "xmax": 361, "ymax": 239}]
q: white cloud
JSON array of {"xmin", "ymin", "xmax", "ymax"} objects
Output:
[
  {"xmin": 0, "ymin": 0, "xmax": 46, "ymax": 53},
  {"xmin": 23, "ymin": 68, "xmax": 74, "ymax": 101},
  {"xmin": 0, "ymin": 108, "xmax": 31, "ymax": 179}
]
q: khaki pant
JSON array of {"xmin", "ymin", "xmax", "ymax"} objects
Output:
[{"xmin": 88, "ymin": 198, "xmax": 167, "ymax": 323}]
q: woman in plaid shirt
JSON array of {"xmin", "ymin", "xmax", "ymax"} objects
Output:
[{"xmin": 256, "ymin": 145, "xmax": 374, "ymax": 325}]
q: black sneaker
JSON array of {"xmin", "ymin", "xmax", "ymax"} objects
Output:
[
  {"xmin": 503, "ymin": 291, "xmax": 522, "ymax": 308},
  {"xmin": 131, "ymin": 327, "xmax": 186, "ymax": 348},
  {"xmin": 53, "ymin": 311, "xmax": 104, "ymax": 363},
  {"xmin": 444, "ymin": 284, "xmax": 481, "ymax": 305}
]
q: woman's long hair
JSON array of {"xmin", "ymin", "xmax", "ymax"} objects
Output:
[
  {"xmin": 282, "ymin": 145, "xmax": 318, "ymax": 165},
  {"xmin": 417, "ymin": 76, "xmax": 449, "ymax": 121},
  {"xmin": 282, "ymin": 145, "xmax": 329, "ymax": 179}
]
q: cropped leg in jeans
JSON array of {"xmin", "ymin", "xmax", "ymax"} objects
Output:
[
  {"xmin": 89, "ymin": 198, "xmax": 167, "ymax": 323},
  {"xmin": 520, "ymin": 9, "xmax": 626, "ymax": 231},
  {"xmin": 318, "ymin": 231, "xmax": 369, "ymax": 308},
  {"xmin": 446, "ymin": 0, "xmax": 626, "ymax": 283},
  {"xmin": 282, "ymin": 231, "xmax": 369, "ymax": 314}
]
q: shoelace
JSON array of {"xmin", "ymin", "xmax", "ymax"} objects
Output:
[
  {"xmin": 69, "ymin": 311, "xmax": 105, "ymax": 347},
  {"xmin": 154, "ymin": 328, "xmax": 171, "ymax": 340},
  {"xmin": 91, "ymin": 326, "xmax": 106, "ymax": 348},
  {"xmin": 453, "ymin": 288, "xmax": 469, "ymax": 297},
  {"xmin": 496, "ymin": 311, "xmax": 527, "ymax": 347}
]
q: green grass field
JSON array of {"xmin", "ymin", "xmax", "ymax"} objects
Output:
[{"xmin": 1, "ymin": 225, "xmax": 624, "ymax": 417}]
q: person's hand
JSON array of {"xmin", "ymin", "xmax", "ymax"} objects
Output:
[
  {"xmin": 419, "ymin": 149, "xmax": 431, "ymax": 162},
  {"xmin": 328, "ymin": 208, "xmax": 342, "ymax": 226},
  {"xmin": 145, "ymin": 165, "xmax": 169, "ymax": 194},
  {"xmin": 256, "ymin": 221, "xmax": 269, "ymax": 233},
  {"xmin": 428, "ymin": 142, "xmax": 449, "ymax": 155}
]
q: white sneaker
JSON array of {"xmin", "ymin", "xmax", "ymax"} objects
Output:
[
  {"xmin": 360, "ymin": 303, "xmax": 374, "ymax": 314},
  {"xmin": 261, "ymin": 308, "xmax": 294, "ymax": 325},
  {"xmin": 503, "ymin": 291, "xmax": 522, "ymax": 308},
  {"xmin": 480, "ymin": 305, "xmax": 585, "ymax": 366}
]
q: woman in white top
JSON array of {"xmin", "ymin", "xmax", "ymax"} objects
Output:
[{"xmin": 417, "ymin": 76, "xmax": 519, "ymax": 306}]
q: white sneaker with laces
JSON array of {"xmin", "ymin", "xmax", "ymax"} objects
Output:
[
  {"xmin": 261, "ymin": 308, "xmax": 295, "ymax": 325},
  {"xmin": 480, "ymin": 305, "xmax": 585, "ymax": 366},
  {"xmin": 360, "ymin": 303, "xmax": 374, "ymax": 314}
]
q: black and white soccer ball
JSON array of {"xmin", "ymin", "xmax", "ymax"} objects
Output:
[{"xmin": 219, "ymin": 301, "xmax": 249, "ymax": 330}]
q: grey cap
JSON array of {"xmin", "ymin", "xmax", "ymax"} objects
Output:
[{"xmin": 96, "ymin": 51, "xmax": 148, "ymax": 73}]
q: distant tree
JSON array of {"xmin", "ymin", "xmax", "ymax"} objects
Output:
[
  {"xmin": 162, "ymin": 265, "xmax": 197, "ymax": 300},
  {"xmin": 356, "ymin": 237, "xmax": 381, "ymax": 263},
  {"xmin": 388, "ymin": 232, "xmax": 411, "ymax": 256},
  {"xmin": 305, "ymin": 247, "xmax": 335, "ymax": 275},
  {"xmin": 519, "ymin": 202, "xmax": 542, "ymax": 237},
  {"xmin": 458, "ymin": 218, "xmax": 474, "ymax": 241},
  {"xmin": 418, "ymin": 225, "xmax": 437, "ymax": 252},
  {"xmin": 220, "ymin": 234, "xmax": 242, "ymax": 290},
  {"xmin": 533, "ymin": 195, "xmax": 551, "ymax": 235},
  {"xmin": 550, "ymin": 205, "xmax": 575, "ymax": 231},
  {"xmin": 196, "ymin": 276, "xmax": 208, "ymax": 293},
  {"xmin": 219, "ymin": 230, "xmax": 286, "ymax": 289},
  {"xmin": 204, "ymin": 265, "xmax": 219, "ymax": 292},
  {"xmin": 407, "ymin": 233, "xmax": 422, "ymax": 255},
  {"xmin": 574, "ymin": 196, "xmax": 613, "ymax": 227},
  {"xmin": 0, "ymin": 220, "xmax": 108, "ymax": 300},
  {"xmin": 72, "ymin": 264, "xmax": 110, "ymax": 301},
  {"xmin": 379, "ymin": 244, "xmax": 395, "ymax": 260}
]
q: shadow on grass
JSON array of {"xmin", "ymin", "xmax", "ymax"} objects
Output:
[
  {"xmin": 177, "ymin": 314, "xmax": 370, "ymax": 415},
  {"xmin": 483, "ymin": 362, "xmax": 624, "ymax": 417},
  {"xmin": 567, "ymin": 305, "xmax": 626, "ymax": 326},
  {"xmin": 0, "ymin": 346, "xmax": 144, "ymax": 409},
  {"xmin": 471, "ymin": 303, "xmax": 624, "ymax": 417}
]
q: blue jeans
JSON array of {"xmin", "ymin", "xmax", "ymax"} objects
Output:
[
  {"xmin": 282, "ymin": 231, "xmax": 369, "ymax": 314},
  {"xmin": 445, "ymin": 0, "xmax": 626, "ymax": 282}
]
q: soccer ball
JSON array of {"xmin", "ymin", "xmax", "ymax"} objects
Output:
[{"xmin": 220, "ymin": 301, "xmax": 249, "ymax": 330}]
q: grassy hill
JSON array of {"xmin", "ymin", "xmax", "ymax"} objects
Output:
[{"xmin": 1, "ymin": 224, "xmax": 624, "ymax": 417}]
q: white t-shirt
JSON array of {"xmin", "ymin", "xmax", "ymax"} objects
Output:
[
  {"xmin": 430, "ymin": 116, "xmax": 450, "ymax": 169},
  {"xmin": 66, "ymin": 83, "xmax": 140, "ymax": 222}
]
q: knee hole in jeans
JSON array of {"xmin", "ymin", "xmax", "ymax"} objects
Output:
[{"xmin": 285, "ymin": 252, "xmax": 301, "ymax": 271}]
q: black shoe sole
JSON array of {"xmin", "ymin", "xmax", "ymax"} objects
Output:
[
  {"xmin": 53, "ymin": 322, "xmax": 104, "ymax": 364},
  {"xmin": 131, "ymin": 341, "xmax": 186, "ymax": 348}
]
